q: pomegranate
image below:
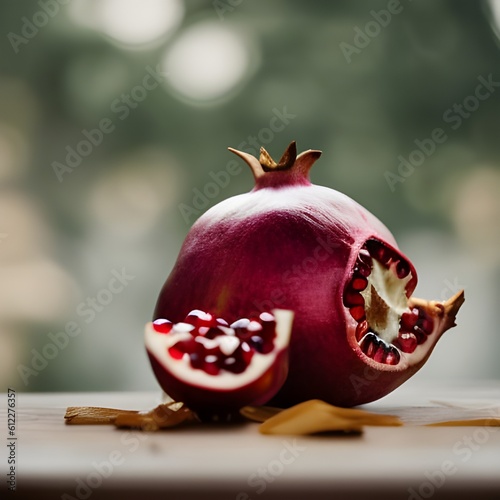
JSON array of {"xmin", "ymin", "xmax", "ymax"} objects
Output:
[
  {"xmin": 153, "ymin": 142, "xmax": 464, "ymax": 408},
  {"xmin": 145, "ymin": 309, "xmax": 294, "ymax": 412}
]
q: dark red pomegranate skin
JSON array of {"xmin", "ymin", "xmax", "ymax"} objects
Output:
[{"xmin": 154, "ymin": 143, "xmax": 463, "ymax": 408}]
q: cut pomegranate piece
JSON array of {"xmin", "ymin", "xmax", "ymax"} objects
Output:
[{"xmin": 145, "ymin": 309, "xmax": 293, "ymax": 412}]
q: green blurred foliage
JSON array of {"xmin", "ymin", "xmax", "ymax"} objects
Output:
[{"xmin": 1, "ymin": 0, "xmax": 499, "ymax": 391}]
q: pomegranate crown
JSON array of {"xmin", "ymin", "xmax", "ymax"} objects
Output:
[{"xmin": 228, "ymin": 141, "xmax": 322, "ymax": 189}]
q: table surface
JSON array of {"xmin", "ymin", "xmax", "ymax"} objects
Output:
[{"xmin": 1, "ymin": 380, "xmax": 500, "ymax": 500}]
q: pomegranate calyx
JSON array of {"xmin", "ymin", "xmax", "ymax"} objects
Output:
[
  {"xmin": 259, "ymin": 141, "xmax": 297, "ymax": 171},
  {"xmin": 228, "ymin": 142, "xmax": 322, "ymax": 189}
]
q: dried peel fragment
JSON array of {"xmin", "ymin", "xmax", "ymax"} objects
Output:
[
  {"xmin": 64, "ymin": 406, "xmax": 139, "ymax": 425},
  {"xmin": 256, "ymin": 399, "xmax": 403, "ymax": 435},
  {"xmin": 115, "ymin": 402, "xmax": 198, "ymax": 430},
  {"xmin": 64, "ymin": 402, "xmax": 198, "ymax": 430}
]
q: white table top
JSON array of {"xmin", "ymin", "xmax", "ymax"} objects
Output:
[{"xmin": 2, "ymin": 379, "xmax": 500, "ymax": 500}]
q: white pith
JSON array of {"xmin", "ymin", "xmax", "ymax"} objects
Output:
[
  {"xmin": 360, "ymin": 259, "xmax": 412, "ymax": 345},
  {"xmin": 145, "ymin": 309, "xmax": 293, "ymax": 391}
]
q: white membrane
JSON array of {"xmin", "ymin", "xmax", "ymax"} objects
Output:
[{"xmin": 360, "ymin": 259, "xmax": 412, "ymax": 345}]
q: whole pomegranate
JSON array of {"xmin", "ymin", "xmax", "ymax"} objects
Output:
[{"xmin": 151, "ymin": 142, "xmax": 464, "ymax": 408}]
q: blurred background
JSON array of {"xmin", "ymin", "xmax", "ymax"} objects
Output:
[{"xmin": 1, "ymin": 0, "xmax": 499, "ymax": 392}]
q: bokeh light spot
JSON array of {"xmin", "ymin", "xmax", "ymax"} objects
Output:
[
  {"xmin": 69, "ymin": 0, "xmax": 184, "ymax": 47},
  {"xmin": 488, "ymin": 0, "xmax": 500, "ymax": 39},
  {"xmin": 162, "ymin": 21, "xmax": 254, "ymax": 103}
]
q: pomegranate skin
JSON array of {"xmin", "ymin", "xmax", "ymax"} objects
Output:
[{"xmin": 154, "ymin": 143, "xmax": 463, "ymax": 408}]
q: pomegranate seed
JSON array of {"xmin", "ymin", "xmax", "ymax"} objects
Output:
[
  {"xmin": 351, "ymin": 277, "xmax": 368, "ymax": 291},
  {"xmin": 357, "ymin": 248, "xmax": 372, "ymax": 267},
  {"xmin": 203, "ymin": 355, "xmax": 220, "ymax": 376},
  {"xmin": 230, "ymin": 318, "xmax": 250, "ymax": 329},
  {"xmin": 360, "ymin": 333, "xmax": 378, "ymax": 356},
  {"xmin": 396, "ymin": 260, "xmax": 410, "ymax": 279},
  {"xmin": 168, "ymin": 345, "xmax": 185, "ymax": 360},
  {"xmin": 204, "ymin": 363, "xmax": 220, "ymax": 376},
  {"xmin": 350, "ymin": 306, "xmax": 366, "ymax": 322},
  {"xmin": 355, "ymin": 248, "xmax": 372, "ymax": 277},
  {"xmin": 366, "ymin": 241, "xmax": 388, "ymax": 265},
  {"xmin": 240, "ymin": 343, "xmax": 253, "ymax": 364},
  {"xmin": 400, "ymin": 311, "xmax": 418, "ymax": 331},
  {"xmin": 185, "ymin": 310, "xmax": 216, "ymax": 328},
  {"xmin": 153, "ymin": 319, "xmax": 173, "ymax": 334},
  {"xmin": 418, "ymin": 316, "xmax": 434, "ymax": 335},
  {"xmin": 172, "ymin": 338, "xmax": 195, "ymax": 353},
  {"xmin": 373, "ymin": 346, "xmax": 386, "ymax": 363},
  {"xmin": 235, "ymin": 329, "xmax": 252, "ymax": 341},
  {"xmin": 259, "ymin": 312, "xmax": 274, "ymax": 322},
  {"xmin": 256, "ymin": 319, "xmax": 276, "ymax": 351},
  {"xmin": 247, "ymin": 320, "xmax": 263, "ymax": 332},
  {"xmin": 225, "ymin": 357, "xmax": 246, "ymax": 374},
  {"xmin": 250, "ymin": 335, "xmax": 265, "ymax": 353},
  {"xmin": 416, "ymin": 308, "xmax": 434, "ymax": 334},
  {"xmin": 397, "ymin": 332, "xmax": 418, "ymax": 353},
  {"xmin": 355, "ymin": 320, "xmax": 368, "ymax": 341},
  {"xmin": 385, "ymin": 348, "xmax": 400, "ymax": 365},
  {"xmin": 189, "ymin": 352, "xmax": 203, "ymax": 369},
  {"xmin": 355, "ymin": 262, "xmax": 371, "ymax": 277},
  {"xmin": 343, "ymin": 289, "xmax": 364, "ymax": 307},
  {"xmin": 186, "ymin": 309, "xmax": 211, "ymax": 320},
  {"xmin": 204, "ymin": 327, "xmax": 224, "ymax": 339},
  {"xmin": 413, "ymin": 326, "xmax": 427, "ymax": 344},
  {"xmin": 366, "ymin": 341, "xmax": 377, "ymax": 358}
]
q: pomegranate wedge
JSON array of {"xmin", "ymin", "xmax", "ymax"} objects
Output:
[{"xmin": 145, "ymin": 309, "xmax": 294, "ymax": 412}]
